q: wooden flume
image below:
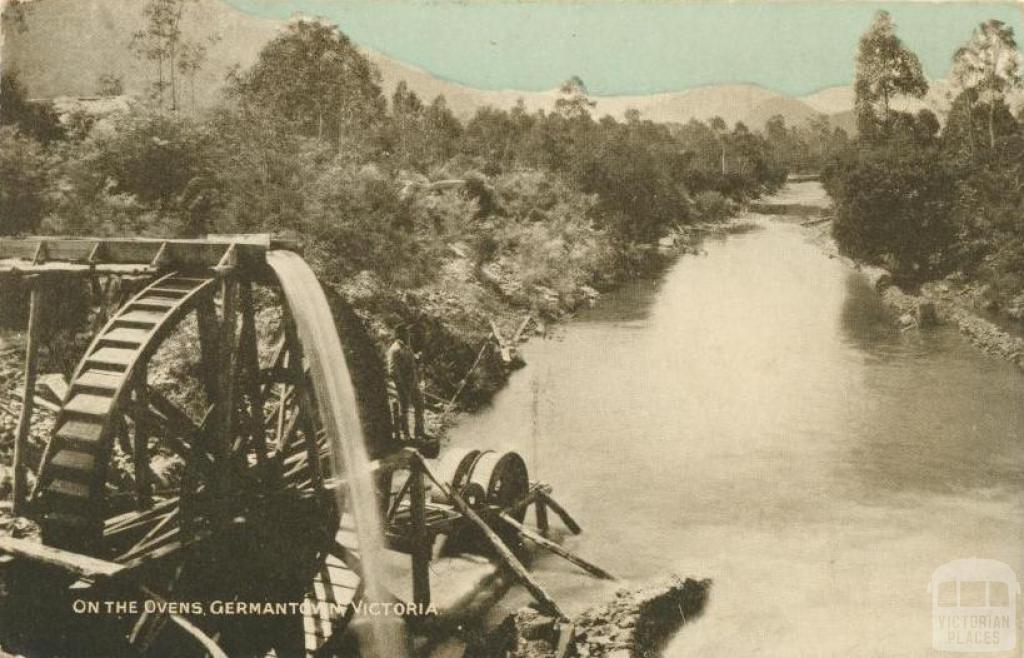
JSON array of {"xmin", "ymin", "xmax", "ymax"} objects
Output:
[{"xmin": 0, "ymin": 235, "xmax": 611, "ymax": 657}]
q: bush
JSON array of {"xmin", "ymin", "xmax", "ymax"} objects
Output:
[
  {"xmin": 830, "ymin": 145, "xmax": 955, "ymax": 280},
  {"xmin": 693, "ymin": 190, "xmax": 732, "ymax": 223}
]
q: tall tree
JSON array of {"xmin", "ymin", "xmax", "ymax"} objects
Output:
[
  {"xmin": 853, "ymin": 11, "xmax": 928, "ymax": 140},
  {"xmin": 131, "ymin": 0, "xmax": 214, "ymax": 111},
  {"xmin": 710, "ymin": 116, "xmax": 728, "ymax": 174},
  {"xmin": 951, "ymin": 19, "xmax": 1024, "ymax": 149}
]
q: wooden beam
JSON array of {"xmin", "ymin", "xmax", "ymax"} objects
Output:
[
  {"xmin": 536, "ymin": 490, "xmax": 582, "ymax": 535},
  {"xmin": 535, "ymin": 497, "xmax": 550, "ymax": 538},
  {"xmin": 213, "ymin": 276, "xmax": 238, "ymax": 520},
  {"xmin": 12, "ymin": 279, "xmax": 42, "ymax": 515},
  {"xmin": 195, "ymin": 297, "xmax": 221, "ymax": 406},
  {"xmin": 0, "ymin": 535, "xmax": 124, "ymax": 581},
  {"xmin": 237, "ymin": 282, "xmax": 266, "ymax": 464},
  {"xmin": 131, "ymin": 367, "xmax": 153, "ymax": 510},
  {"xmin": 498, "ymin": 512, "xmax": 616, "ymax": 581}
]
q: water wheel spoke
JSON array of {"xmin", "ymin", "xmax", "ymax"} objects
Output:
[{"xmin": 146, "ymin": 388, "xmax": 203, "ymax": 441}]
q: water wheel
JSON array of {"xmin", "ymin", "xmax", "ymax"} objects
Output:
[
  {"xmin": 468, "ymin": 451, "xmax": 530, "ymax": 522},
  {"xmin": 1, "ymin": 242, "xmax": 389, "ymax": 658}
]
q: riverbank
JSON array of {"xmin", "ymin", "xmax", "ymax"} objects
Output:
[{"xmin": 788, "ymin": 183, "xmax": 1024, "ymax": 371}]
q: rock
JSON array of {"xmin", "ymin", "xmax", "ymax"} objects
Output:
[
  {"xmin": 480, "ymin": 577, "xmax": 710, "ymax": 658},
  {"xmin": 860, "ymin": 265, "xmax": 893, "ymax": 292},
  {"xmin": 898, "ymin": 313, "xmax": 916, "ymax": 329}
]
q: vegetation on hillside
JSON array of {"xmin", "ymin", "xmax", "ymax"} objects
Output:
[{"xmin": 0, "ymin": 4, "xmax": 791, "ymax": 405}]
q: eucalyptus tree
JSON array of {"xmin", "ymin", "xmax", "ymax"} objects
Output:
[
  {"xmin": 853, "ymin": 11, "xmax": 928, "ymax": 141},
  {"xmin": 951, "ymin": 19, "xmax": 1023, "ymax": 150},
  {"xmin": 131, "ymin": 0, "xmax": 215, "ymax": 112}
]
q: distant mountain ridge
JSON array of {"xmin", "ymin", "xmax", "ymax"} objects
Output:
[{"xmin": 1, "ymin": 0, "xmax": 940, "ymax": 132}]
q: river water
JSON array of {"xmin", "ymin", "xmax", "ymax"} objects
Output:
[{"xmin": 447, "ymin": 183, "xmax": 1024, "ymax": 656}]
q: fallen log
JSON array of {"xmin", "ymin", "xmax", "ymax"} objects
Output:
[{"xmin": 498, "ymin": 512, "xmax": 616, "ymax": 581}]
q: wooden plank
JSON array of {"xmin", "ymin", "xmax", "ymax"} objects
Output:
[
  {"xmin": 87, "ymin": 347, "xmax": 136, "ymax": 368},
  {"xmin": 75, "ymin": 369, "xmax": 125, "ymax": 392},
  {"xmin": 55, "ymin": 419, "xmax": 105, "ymax": 445},
  {"xmin": 0, "ymin": 536, "xmax": 124, "ymax": 580},
  {"xmin": 64, "ymin": 393, "xmax": 115, "ymax": 417}
]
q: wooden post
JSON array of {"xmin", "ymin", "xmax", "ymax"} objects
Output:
[
  {"xmin": 195, "ymin": 297, "xmax": 221, "ymax": 405},
  {"xmin": 537, "ymin": 490, "xmax": 582, "ymax": 535},
  {"xmin": 409, "ymin": 460, "xmax": 431, "ymax": 607},
  {"xmin": 237, "ymin": 283, "xmax": 265, "ymax": 463},
  {"xmin": 535, "ymin": 498, "xmax": 550, "ymax": 538},
  {"xmin": 12, "ymin": 278, "xmax": 42, "ymax": 515},
  {"xmin": 213, "ymin": 276, "xmax": 238, "ymax": 516},
  {"xmin": 131, "ymin": 366, "xmax": 152, "ymax": 510}
]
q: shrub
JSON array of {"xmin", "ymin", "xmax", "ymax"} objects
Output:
[
  {"xmin": 693, "ymin": 190, "xmax": 732, "ymax": 223},
  {"xmin": 830, "ymin": 145, "xmax": 956, "ymax": 280}
]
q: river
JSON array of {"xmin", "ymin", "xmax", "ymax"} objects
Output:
[{"xmin": 447, "ymin": 183, "xmax": 1024, "ymax": 656}]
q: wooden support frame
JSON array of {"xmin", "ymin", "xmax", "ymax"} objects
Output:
[
  {"xmin": 237, "ymin": 282, "xmax": 266, "ymax": 464},
  {"xmin": 413, "ymin": 453, "xmax": 568, "ymax": 620},
  {"xmin": 12, "ymin": 277, "xmax": 42, "ymax": 515}
]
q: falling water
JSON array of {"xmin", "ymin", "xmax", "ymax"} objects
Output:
[{"xmin": 266, "ymin": 250, "xmax": 406, "ymax": 658}]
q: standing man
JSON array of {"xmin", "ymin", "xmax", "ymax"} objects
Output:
[{"xmin": 387, "ymin": 323, "xmax": 425, "ymax": 440}]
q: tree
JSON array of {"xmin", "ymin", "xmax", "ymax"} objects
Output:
[
  {"xmin": 231, "ymin": 19, "xmax": 385, "ymax": 146},
  {"xmin": 830, "ymin": 146, "xmax": 955, "ymax": 278},
  {"xmin": 554, "ymin": 76, "xmax": 596, "ymax": 121},
  {"xmin": 951, "ymin": 20, "xmax": 1024, "ymax": 149},
  {"xmin": 710, "ymin": 116, "xmax": 728, "ymax": 174},
  {"xmin": 0, "ymin": 127, "xmax": 49, "ymax": 235},
  {"xmin": 854, "ymin": 11, "xmax": 928, "ymax": 140},
  {"xmin": 0, "ymin": 72, "xmax": 64, "ymax": 143},
  {"xmin": 131, "ymin": 0, "xmax": 214, "ymax": 111}
]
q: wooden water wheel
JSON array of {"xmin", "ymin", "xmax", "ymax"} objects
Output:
[{"xmin": 0, "ymin": 238, "xmax": 388, "ymax": 658}]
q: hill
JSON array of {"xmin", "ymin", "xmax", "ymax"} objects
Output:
[{"xmin": 3, "ymin": 0, "xmax": 849, "ymax": 131}]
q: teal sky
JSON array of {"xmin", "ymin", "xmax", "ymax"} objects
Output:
[{"xmin": 224, "ymin": 1, "xmax": 1024, "ymax": 97}]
